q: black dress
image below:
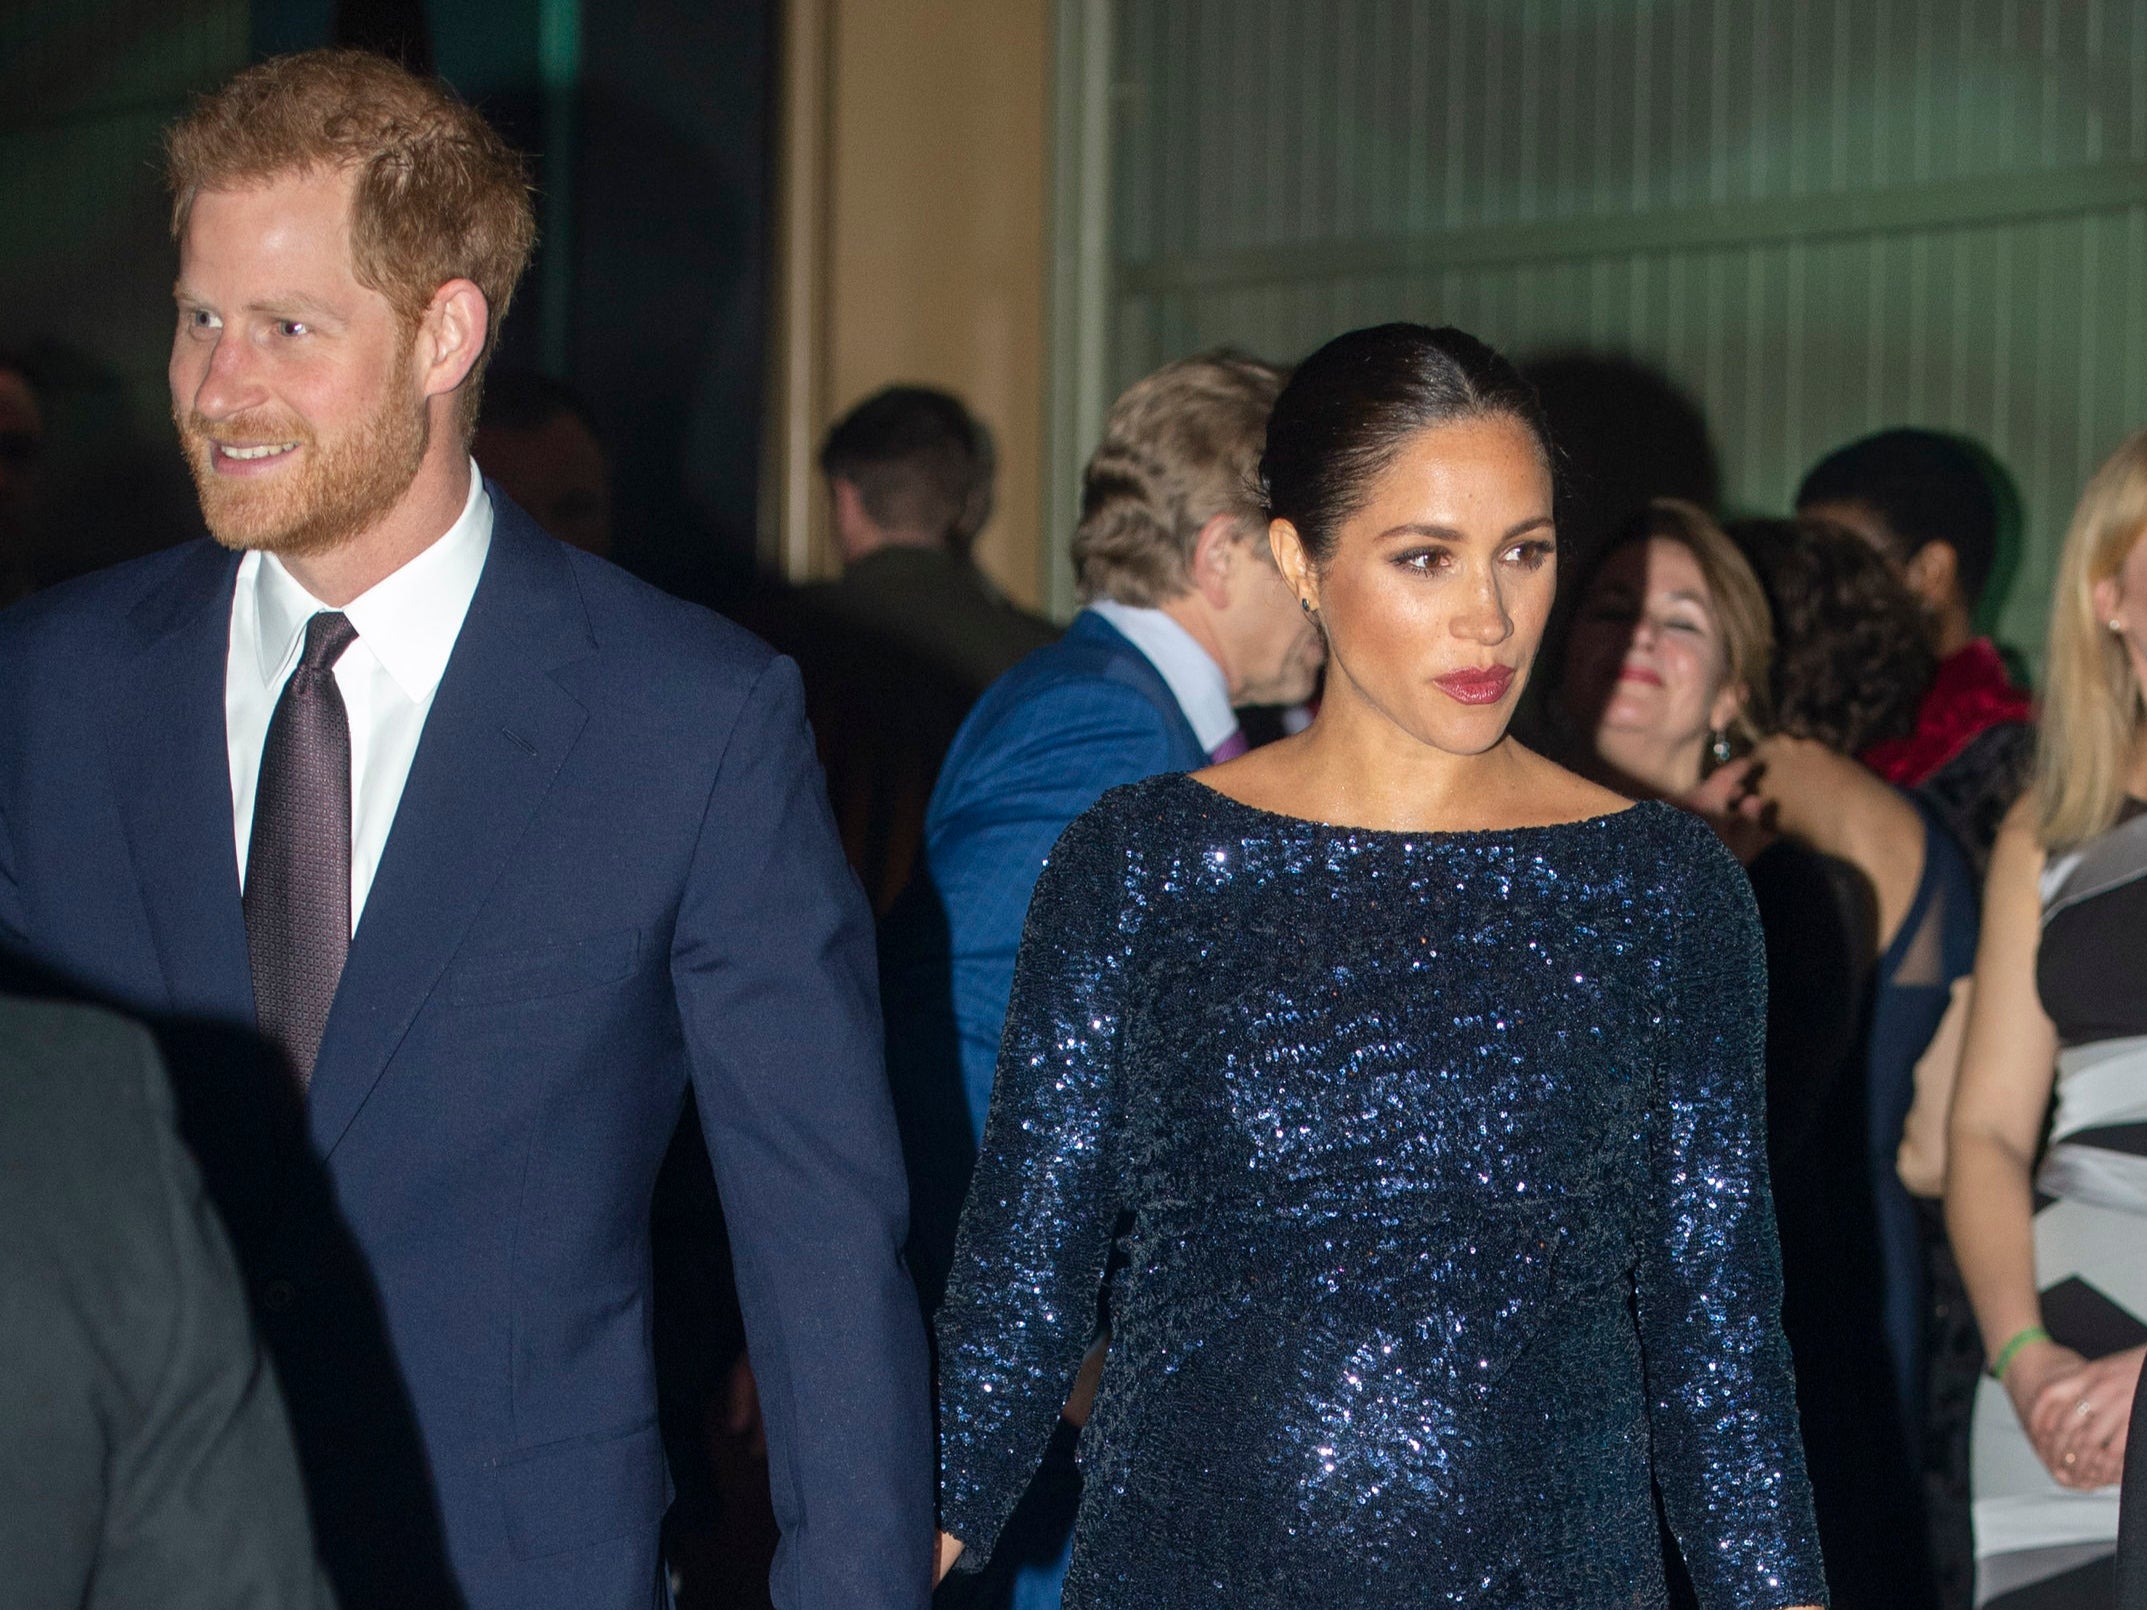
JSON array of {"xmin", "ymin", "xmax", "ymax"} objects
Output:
[{"xmin": 936, "ymin": 775, "xmax": 1825, "ymax": 1609}]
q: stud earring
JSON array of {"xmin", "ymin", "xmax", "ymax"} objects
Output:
[
  {"xmin": 1299, "ymin": 597, "xmax": 1316, "ymax": 616},
  {"xmin": 2111, "ymin": 618, "xmax": 2127, "ymax": 635},
  {"xmin": 1709, "ymin": 730, "xmax": 1733, "ymax": 766}
]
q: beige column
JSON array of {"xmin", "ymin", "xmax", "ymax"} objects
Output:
[{"xmin": 764, "ymin": 0, "xmax": 1053, "ymax": 608}]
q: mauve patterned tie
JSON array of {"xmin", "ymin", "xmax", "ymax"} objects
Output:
[
  {"xmin": 245, "ymin": 610, "xmax": 359, "ymax": 1089},
  {"xmin": 1208, "ymin": 728, "xmax": 1250, "ymax": 764}
]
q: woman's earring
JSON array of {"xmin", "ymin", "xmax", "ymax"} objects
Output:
[
  {"xmin": 2111, "ymin": 618, "xmax": 2127, "ymax": 635},
  {"xmin": 1709, "ymin": 730, "xmax": 1733, "ymax": 766},
  {"xmin": 1299, "ymin": 597, "xmax": 1317, "ymax": 617}
]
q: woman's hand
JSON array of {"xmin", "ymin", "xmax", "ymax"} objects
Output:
[
  {"xmin": 2023, "ymin": 1343, "xmax": 2143, "ymax": 1490},
  {"xmin": 935, "ymin": 1531, "xmax": 965, "ymax": 1585},
  {"xmin": 1680, "ymin": 756, "xmax": 1772, "ymax": 863},
  {"xmin": 2003, "ymin": 1337, "xmax": 2088, "ymax": 1451}
]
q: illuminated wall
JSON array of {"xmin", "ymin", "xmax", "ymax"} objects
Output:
[{"xmin": 1055, "ymin": 0, "xmax": 2147, "ymax": 659}]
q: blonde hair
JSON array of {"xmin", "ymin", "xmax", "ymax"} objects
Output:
[
  {"xmin": 1071, "ymin": 351, "xmax": 1283, "ymax": 606},
  {"xmin": 165, "ymin": 49, "xmax": 537, "ymax": 440},
  {"xmin": 2034, "ymin": 428, "xmax": 2147, "ymax": 849}
]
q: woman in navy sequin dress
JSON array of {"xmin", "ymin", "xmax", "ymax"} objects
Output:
[{"xmin": 933, "ymin": 325, "xmax": 1826, "ymax": 1608}]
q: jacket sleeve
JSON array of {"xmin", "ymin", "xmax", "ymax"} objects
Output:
[
  {"xmin": 0, "ymin": 792, "xmax": 21, "ymax": 958},
  {"xmin": 1637, "ymin": 829, "xmax": 1828, "ymax": 1609},
  {"xmin": 79, "ymin": 1015, "xmax": 336, "ymax": 1610},
  {"xmin": 934, "ymin": 802, "xmax": 1134, "ymax": 1565},
  {"xmin": 671, "ymin": 654, "xmax": 933, "ymax": 1610},
  {"xmin": 923, "ymin": 676, "xmax": 1183, "ymax": 1140}
]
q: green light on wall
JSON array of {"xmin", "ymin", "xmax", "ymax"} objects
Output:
[{"xmin": 537, "ymin": 0, "xmax": 580, "ymax": 377}]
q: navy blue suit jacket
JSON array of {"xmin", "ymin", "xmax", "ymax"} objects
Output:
[
  {"xmin": 0, "ymin": 493, "xmax": 931, "ymax": 1610},
  {"xmin": 915, "ymin": 611, "xmax": 1205, "ymax": 1140}
]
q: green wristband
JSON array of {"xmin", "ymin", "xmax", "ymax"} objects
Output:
[{"xmin": 1989, "ymin": 1324, "xmax": 2051, "ymax": 1381}]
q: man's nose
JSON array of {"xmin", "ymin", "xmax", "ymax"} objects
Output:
[{"xmin": 188, "ymin": 331, "xmax": 266, "ymax": 421}]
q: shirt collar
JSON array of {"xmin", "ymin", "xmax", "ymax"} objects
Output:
[
  {"xmin": 1084, "ymin": 597, "xmax": 1237, "ymax": 752},
  {"xmin": 247, "ymin": 461, "xmax": 493, "ymax": 700}
]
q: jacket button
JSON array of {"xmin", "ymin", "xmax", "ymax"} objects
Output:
[{"xmin": 262, "ymin": 1278, "xmax": 296, "ymax": 1313}]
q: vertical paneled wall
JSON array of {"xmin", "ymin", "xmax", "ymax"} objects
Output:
[{"xmin": 1069, "ymin": 0, "xmax": 2147, "ymax": 659}]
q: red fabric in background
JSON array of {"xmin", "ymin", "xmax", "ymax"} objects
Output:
[{"xmin": 1859, "ymin": 638, "xmax": 2034, "ymax": 786}]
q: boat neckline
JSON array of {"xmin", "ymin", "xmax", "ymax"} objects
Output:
[{"xmin": 1170, "ymin": 770, "xmax": 1660, "ymax": 841}]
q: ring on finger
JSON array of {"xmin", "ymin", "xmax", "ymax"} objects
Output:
[{"xmin": 2075, "ymin": 1398, "xmax": 2096, "ymax": 1419}]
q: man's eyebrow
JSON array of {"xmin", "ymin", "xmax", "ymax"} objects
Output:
[
  {"xmin": 169, "ymin": 285, "xmax": 345, "ymax": 321},
  {"xmin": 250, "ymin": 293, "xmax": 345, "ymax": 320}
]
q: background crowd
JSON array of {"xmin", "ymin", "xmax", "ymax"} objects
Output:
[
  {"xmin": 3, "ymin": 8, "xmax": 2147, "ymax": 1610},
  {"xmin": 11, "ymin": 311, "xmax": 2145, "ymax": 1610}
]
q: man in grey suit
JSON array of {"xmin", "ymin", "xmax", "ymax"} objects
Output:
[{"xmin": 0, "ymin": 989, "xmax": 332, "ymax": 1609}]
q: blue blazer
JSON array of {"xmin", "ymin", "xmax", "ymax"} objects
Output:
[
  {"xmin": 916, "ymin": 611, "xmax": 1206, "ymax": 1139},
  {"xmin": 0, "ymin": 492, "xmax": 930, "ymax": 1610}
]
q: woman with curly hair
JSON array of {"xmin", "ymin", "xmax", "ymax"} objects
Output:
[
  {"xmin": 1730, "ymin": 519, "xmax": 1985, "ymax": 1603},
  {"xmin": 1557, "ymin": 505, "xmax": 1978, "ymax": 1609},
  {"xmin": 1947, "ymin": 430, "xmax": 2147, "ymax": 1610}
]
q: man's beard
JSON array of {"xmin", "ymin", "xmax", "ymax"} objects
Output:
[{"xmin": 177, "ymin": 354, "xmax": 431, "ymax": 559}]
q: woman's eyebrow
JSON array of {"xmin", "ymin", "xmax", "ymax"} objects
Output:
[{"xmin": 1374, "ymin": 515, "xmax": 1554, "ymax": 542}]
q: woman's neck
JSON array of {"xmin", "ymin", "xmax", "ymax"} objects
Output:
[{"xmin": 1282, "ymin": 710, "xmax": 1521, "ymax": 829}]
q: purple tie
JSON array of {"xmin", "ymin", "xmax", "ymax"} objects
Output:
[
  {"xmin": 1209, "ymin": 728, "xmax": 1249, "ymax": 764},
  {"xmin": 244, "ymin": 610, "xmax": 359, "ymax": 1089}
]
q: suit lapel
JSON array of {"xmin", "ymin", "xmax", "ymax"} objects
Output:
[
  {"xmin": 106, "ymin": 544, "xmax": 255, "ymax": 1024},
  {"xmin": 306, "ymin": 501, "xmax": 595, "ymax": 1156}
]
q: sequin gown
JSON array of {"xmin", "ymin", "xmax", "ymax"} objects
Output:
[{"xmin": 936, "ymin": 775, "xmax": 1826, "ymax": 1609}]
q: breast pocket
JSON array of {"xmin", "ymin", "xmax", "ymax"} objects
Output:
[{"xmin": 447, "ymin": 927, "xmax": 646, "ymax": 1006}]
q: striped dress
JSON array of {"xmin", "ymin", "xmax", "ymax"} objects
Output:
[{"xmin": 1972, "ymin": 804, "xmax": 2147, "ymax": 1608}]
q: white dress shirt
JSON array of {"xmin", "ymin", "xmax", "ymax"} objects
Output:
[
  {"xmin": 226, "ymin": 462, "xmax": 493, "ymax": 932},
  {"xmin": 1083, "ymin": 597, "xmax": 1240, "ymax": 755}
]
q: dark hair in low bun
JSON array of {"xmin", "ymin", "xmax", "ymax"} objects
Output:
[{"xmin": 1259, "ymin": 323, "xmax": 1553, "ymax": 565}]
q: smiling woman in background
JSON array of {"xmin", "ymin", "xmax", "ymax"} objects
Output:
[{"xmin": 931, "ymin": 324, "xmax": 1824, "ymax": 1609}]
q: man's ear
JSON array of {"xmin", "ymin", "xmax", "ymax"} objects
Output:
[
  {"xmin": 1903, "ymin": 539, "xmax": 1960, "ymax": 612},
  {"xmin": 826, "ymin": 476, "xmax": 881, "ymax": 563},
  {"xmin": 420, "ymin": 278, "xmax": 489, "ymax": 401},
  {"xmin": 1186, "ymin": 512, "xmax": 1246, "ymax": 609}
]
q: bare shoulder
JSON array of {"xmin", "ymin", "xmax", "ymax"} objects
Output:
[{"xmin": 1189, "ymin": 739, "xmax": 1273, "ymax": 798}]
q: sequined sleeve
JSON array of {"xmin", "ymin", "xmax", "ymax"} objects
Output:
[
  {"xmin": 935, "ymin": 804, "xmax": 1133, "ymax": 1562},
  {"xmin": 1637, "ymin": 828, "xmax": 1829, "ymax": 1608}
]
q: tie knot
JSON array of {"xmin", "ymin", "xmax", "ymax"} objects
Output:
[{"xmin": 300, "ymin": 611, "xmax": 358, "ymax": 673}]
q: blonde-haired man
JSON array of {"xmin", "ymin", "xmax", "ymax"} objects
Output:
[
  {"xmin": 884, "ymin": 351, "xmax": 1321, "ymax": 1609},
  {"xmin": 0, "ymin": 50, "xmax": 927, "ymax": 1610}
]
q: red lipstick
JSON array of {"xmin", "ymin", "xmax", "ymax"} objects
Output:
[{"xmin": 1433, "ymin": 664, "xmax": 1515, "ymax": 705}]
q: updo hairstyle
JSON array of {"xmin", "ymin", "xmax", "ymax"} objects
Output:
[{"xmin": 1259, "ymin": 323, "xmax": 1553, "ymax": 568}]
